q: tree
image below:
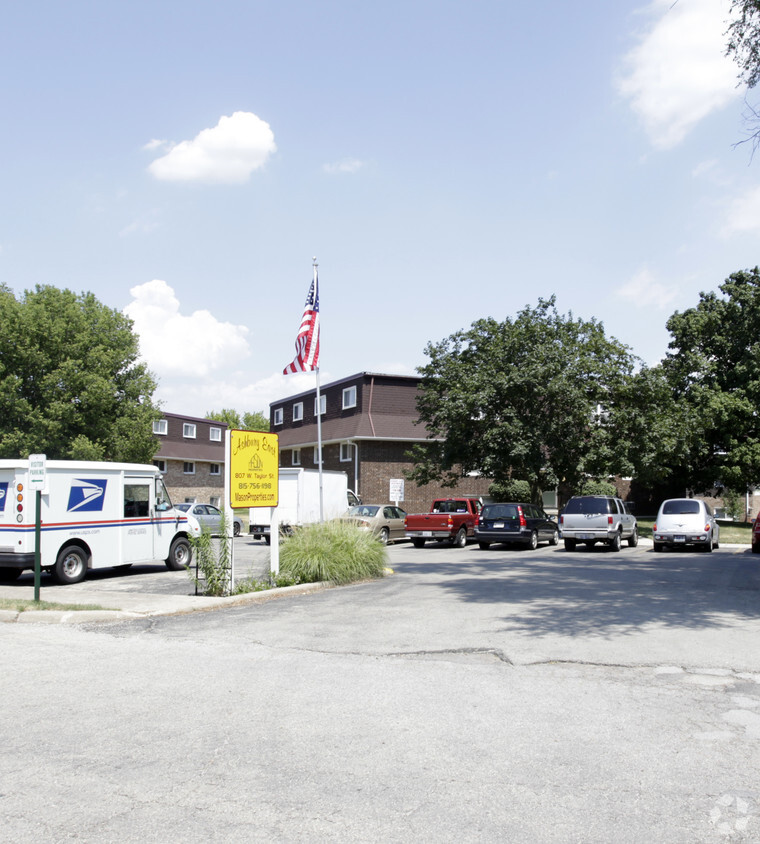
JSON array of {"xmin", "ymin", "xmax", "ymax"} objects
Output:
[
  {"xmin": 205, "ymin": 409, "xmax": 270, "ymax": 432},
  {"xmin": 726, "ymin": 1, "xmax": 760, "ymax": 152},
  {"xmin": 0, "ymin": 284, "xmax": 160, "ymax": 462},
  {"xmin": 660, "ymin": 268, "xmax": 760, "ymax": 494},
  {"xmin": 407, "ymin": 297, "xmax": 638, "ymax": 503}
]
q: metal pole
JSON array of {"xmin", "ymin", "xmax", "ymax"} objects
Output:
[
  {"xmin": 34, "ymin": 490, "xmax": 41, "ymax": 602},
  {"xmin": 313, "ymin": 258, "xmax": 324, "ymax": 523}
]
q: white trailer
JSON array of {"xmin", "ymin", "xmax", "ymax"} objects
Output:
[
  {"xmin": 248, "ymin": 468, "xmax": 360, "ymax": 543},
  {"xmin": 0, "ymin": 459, "xmax": 201, "ymax": 584}
]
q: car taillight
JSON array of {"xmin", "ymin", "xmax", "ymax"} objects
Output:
[
  {"xmin": 475, "ymin": 515, "xmax": 481, "ymax": 526},
  {"xmin": 608, "ymin": 515, "xmax": 613, "ymax": 525},
  {"xmin": 447, "ymin": 515, "xmax": 453, "ymax": 527},
  {"xmin": 517, "ymin": 506, "xmax": 527, "ymax": 527},
  {"xmin": 705, "ymin": 524, "xmax": 711, "ymax": 532},
  {"xmin": 653, "ymin": 523, "xmax": 657, "ymax": 531},
  {"xmin": 559, "ymin": 514, "xmax": 564, "ymax": 526}
]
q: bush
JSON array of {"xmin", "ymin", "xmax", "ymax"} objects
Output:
[
  {"xmin": 489, "ymin": 479, "xmax": 532, "ymax": 502},
  {"xmin": 279, "ymin": 520, "xmax": 388, "ymax": 585},
  {"xmin": 188, "ymin": 513, "xmax": 232, "ymax": 597},
  {"xmin": 578, "ymin": 480, "xmax": 617, "ymax": 496}
]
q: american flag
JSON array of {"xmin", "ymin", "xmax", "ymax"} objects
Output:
[{"xmin": 283, "ymin": 273, "xmax": 320, "ymax": 374}]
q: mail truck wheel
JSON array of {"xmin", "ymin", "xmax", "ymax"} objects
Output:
[
  {"xmin": 165, "ymin": 537, "xmax": 192, "ymax": 570},
  {"xmin": 53, "ymin": 545, "xmax": 88, "ymax": 584}
]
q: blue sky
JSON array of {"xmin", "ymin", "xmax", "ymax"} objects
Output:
[{"xmin": 2, "ymin": 0, "xmax": 759, "ymax": 417}]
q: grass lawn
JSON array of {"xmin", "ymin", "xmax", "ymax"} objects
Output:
[
  {"xmin": 637, "ymin": 518, "xmax": 753, "ymax": 545},
  {"xmin": 0, "ymin": 598, "xmax": 112, "ymax": 613}
]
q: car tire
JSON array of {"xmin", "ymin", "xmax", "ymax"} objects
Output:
[
  {"xmin": 564, "ymin": 538, "xmax": 576, "ymax": 551},
  {"xmin": 453, "ymin": 527, "xmax": 467, "ymax": 548},
  {"xmin": 165, "ymin": 537, "xmax": 192, "ymax": 570},
  {"xmin": 753, "ymin": 542, "xmax": 760, "ymax": 554},
  {"xmin": 379, "ymin": 527, "xmax": 390, "ymax": 545},
  {"xmin": 549, "ymin": 529, "xmax": 559, "ymax": 546},
  {"xmin": 704, "ymin": 538, "xmax": 713, "ymax": 553},
  {"xmin": 653, "ymin": 542, "xmax": 664, "ymax": 553},
  {"xmin": 478, "ymin": 541, "xmax": 490, "ymax": 550},
  {"xmin": 233, "ymin": 522, "xmax": 241, "ymax": 537},
  {"xmin": 627, "ymin": 527, "xmax": 638, "ymax": 547},
  {"xmin": 609, "ymin": 532, "xmax": 622, "ymax": 552},
  {"xmin": 526, "ymin": 530, "xmax": 538, "ymax": 551},
  {"xmin": 53, "ymin": 545, "xmax": 88, "ymax": 584},
  {"xmin": 412, "ymin": 538, "xmax": 426, "ymax": 548}
]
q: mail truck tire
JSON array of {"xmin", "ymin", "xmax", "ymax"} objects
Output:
[
  {"xmin": 53, "ymin": 545, "xmax": 88, "ymax": 584},
  {"xmin": 165, "ymin": 537, "xmax": 192, "ymax": 570}
]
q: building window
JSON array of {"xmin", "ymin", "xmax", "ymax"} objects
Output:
[
  {"xmin": 209, "ymin": 427, "xmax": 222, "ymax": 442},
  {"xmin": 314, "ymin": 394, "xmax": 326, "ymax": 416},
  {"xmin": 292, "ymin": 448, "xmax": 301, "ymax": 466},
  {"xmin": 153, "ymin": 419, "xmax": 167, "ymax": 435},
  {"xmin": 153, "ymin": 459, "xmax": 167, "ymax": 473},
  {"xmin": 342, "ymin": 386, "xmax": 357, "ymax": 409},
  {"xmin": 210, "ymin": 496, "xmax": 220, "ymax": 507},
  {"xmin": 183, "ymin": 462, "xmax": 195, "ymax": 475},
  {"xmin": 340, "ymin": 443, "xmax": 353, "ymax": 462},
  {"xmin": 183, "ymin": 423, "xmax": 197, "ymax": 438},
  {"xmin": 209, "ymin": 463, "xmax": 221, "ymax": 476},
  {"xmin": 273, "ymin": 407, "xmax": 283, "ymax": 426},
  {"xmin": 313, "ymin": 447, "xmax": 322, "ymax": 466},
  {"xmin": 293, "ymin": 402, "xmax": 303, "ymax": 422}
]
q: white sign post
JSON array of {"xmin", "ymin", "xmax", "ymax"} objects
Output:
[{"xmin": 28, "ymin": 454, "xmax": 46, "ymax": 601}]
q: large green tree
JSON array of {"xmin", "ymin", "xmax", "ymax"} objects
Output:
[
  {"xmin": 0, "ymin": 284, "xmax": 160, "ymax": 462},
  {"xmin": 205, "ymin": 409, "xmax": 270, "ymax": 432},
  {"xmin": 407, "ymin": 297, "xmax": 638, "ymax": 503},
  {"xmin": 726, "ymin": 0, "xmax": 760, "ymax": 150},
  {"xmin": 661, "ymin": 268, "xmax": 760, "ymax": 494}
]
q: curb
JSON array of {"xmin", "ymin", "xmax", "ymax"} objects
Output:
[{"xmin": 0, "ymin": 580, "xmax": 332, "ymax": 624}]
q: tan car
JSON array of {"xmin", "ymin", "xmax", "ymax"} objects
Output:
[{"xmin": 342, "ymin": 504, "xmax": 407, "ymax": 544}]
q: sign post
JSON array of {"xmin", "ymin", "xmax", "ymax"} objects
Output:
[
  {"xmin": 227, "ymin": 430, "xmax": 280, "ymax": 577},
  {"xmin": 28, "ymin": 454, "xmax": 47, "ymax": 602}
]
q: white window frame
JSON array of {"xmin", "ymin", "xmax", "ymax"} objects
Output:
[
  {"xmin": 153, "ymin": 419, "xmax": 167, "ymax": 435},
  {"xmin": 293, "ymin": 402, "xmax": 304, "ymax": 422},
  {"xmin": 183, "ymin": 462, "xmax": 195, "ymax": 475},
  {"xmin": 314, "ymin": 394, "xmax": 326, "ymax": 416},
  {"xmin": 292, "ymin": 448, "xmax": 301, "ymax": 466},
  {"xmin": 209, "ymin": 427, "xmax": 222, "ymax": 442},
  {"xmin": 273, "ymin": 407, "xmax": 283, "ymax": 426},
  {"xmin": 340, "ymin": 442, "xmax": 353, "ymax": 462},
  {"xmin": 209, "ymin": 463, "xmax": 221, "ymax": 476},
  {"xmin": 342, "ymin": 386, "xmax": 357, "ymax": 409},
  {"xmin": 183, "ymin": 423, "xmax": 197, "ymax": 439}
]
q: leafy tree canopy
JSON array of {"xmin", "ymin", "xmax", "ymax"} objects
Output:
[
  {"xmin": 205, "ymin": 408, "xmax": 270, "ymax": 432},
  {"xmin": 661, "ymin": 268, "xmax": 760, "ymax": 493},
  {"xmin": 407, "ymin": 297, "xmax": 638, "ymax": 503},
  {"xmin": 0, "ymin": 284, "xmax": 160, "ymax": 462},
  {"xmin": 726, "ymin": 0, "xmax": 760, "ymax": 89}
]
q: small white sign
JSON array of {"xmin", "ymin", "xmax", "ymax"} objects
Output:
[
  {"xmin": 29, "ymin": 453, "xmax": 47, "ymax": 491},
  {"xmin": 389, "ymin": 478, "xmax": 405, "ymax": 503}
]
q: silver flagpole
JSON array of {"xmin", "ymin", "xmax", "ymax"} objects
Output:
[{"xmin": 313, "ymin": 257, "xmax": 324, "ymax": 522}]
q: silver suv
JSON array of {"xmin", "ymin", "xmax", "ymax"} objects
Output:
[{"xmin": 559, "ymin": 495, "xmax": 638, "ymax": 551}]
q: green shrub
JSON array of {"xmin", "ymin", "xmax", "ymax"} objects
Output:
[
  {"xmin": 578, "ymin": 479, "xmax": 617, "ymax": 496},
  {"xmin": 489, "ymin": 479, "xmax": 532, "ymax": 502},
  {"xmin": 279, "ymin": 520, "xmax": 388, "ymax": 585},
  {"xmin": 188, "ymin": 512, "xmax": 232, "ymax": 597}
]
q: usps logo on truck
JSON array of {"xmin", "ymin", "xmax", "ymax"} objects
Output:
[
  {"xmin": 0, "ymin": 482, "xmax": 7, "ymax": 512},
  {"xmin": 67, "ymin": 479, "xmax": 108, "ymax": 512}
]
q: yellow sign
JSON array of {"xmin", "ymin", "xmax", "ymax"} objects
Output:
[{"xmin": 229, "ymin": 430, "xmax": 279, "ymax": 508}]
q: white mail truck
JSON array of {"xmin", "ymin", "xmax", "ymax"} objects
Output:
[{"xmin": 0, "ymin": 459, "xmax": 201, "ymax": 584}]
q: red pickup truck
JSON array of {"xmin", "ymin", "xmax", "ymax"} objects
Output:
[{"xmin": 404, "ymin": 498, "xmax": 483, "ymax": 548}]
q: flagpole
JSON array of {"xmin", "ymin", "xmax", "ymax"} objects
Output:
[{"xmin": 313, "ymin": 257, "xmax": 324, "ymax": 522}]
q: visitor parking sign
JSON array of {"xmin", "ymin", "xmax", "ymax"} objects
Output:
[{"xmin": 228, "ymin": 430, "xmax": 279, "ymax": 508}]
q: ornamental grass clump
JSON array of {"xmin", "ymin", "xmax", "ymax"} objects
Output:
[{"xmin": 279, "ymin": 520, "xmax": 388, "ymax": 585}]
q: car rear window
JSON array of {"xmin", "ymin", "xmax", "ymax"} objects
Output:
[
  {"xmin": 661, "ymin": 500, "xmax": 700, "ymax": 515},
  {"xmin": 482, "ymin": 504, "xmax": 519, "ymax": 520},
  {"xmin": 563, "ymin": 497, "xmax": 615, "ymax": 515}
]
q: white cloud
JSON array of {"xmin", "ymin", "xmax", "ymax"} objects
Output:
[
  {"xmin": 618, "ymin": 267, "xmax": 679, "ymax": 308},
  {"xmin": 124, "ymin": 279, "xmax": 250, "ymax": 377},
  {"xmin": 148, "ymin": 112, "xmax": 276, "ymax": 184},
  {"xmin": 119, "ymin": 208, "xmax": 162, "ymax": 237},
  {"xmin": 721, "ymin": 184, "xmax": 760, "ymax": 235},
  {"xmin": 323, "ymin": 158, "xmax": 365, "ymax": 175},
  {"xmin": 617, "ymin": 0, "xmax": 738, "ymax": 149}
]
